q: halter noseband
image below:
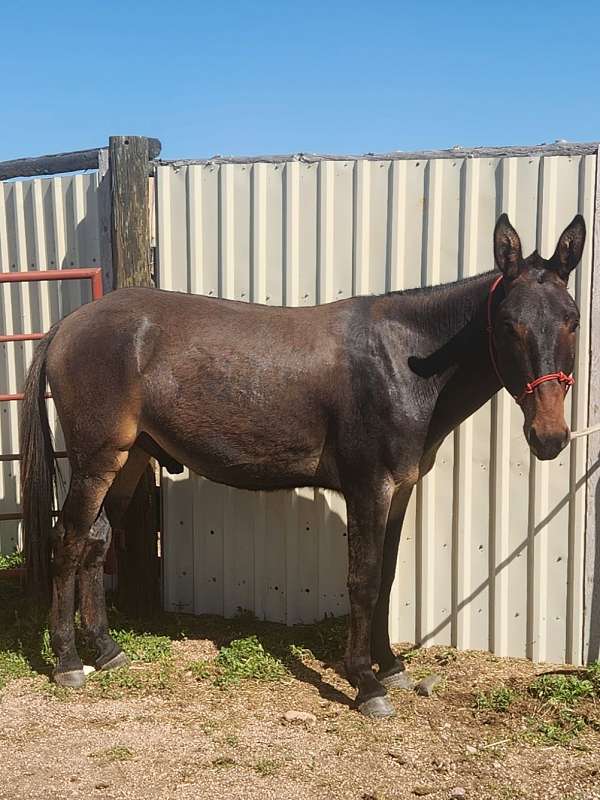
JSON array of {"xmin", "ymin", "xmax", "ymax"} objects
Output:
[{"xmin": 486, "ymin": 274, "xmax": 575, "ymax": 405}]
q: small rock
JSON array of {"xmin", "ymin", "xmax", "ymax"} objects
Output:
[
  {"xmin": 465, "ymin": 745, "xmax": 478, "ymax": 755},
  {"xmin": 450, "ymin": 789, "xmax": 466, "ymax": 799},
  {"xmin": 282, "ymin": 710, "xmax": 317, "ymax": 725},
  {"xmin": 388, "ymin": 671, "xmax": 415, "ymax": 690},
  {"xmin": 388, "ymin": 748, "xmax": 408, "ymax": 765},
  {"xmin": 413, "ymin": 786, "xmax": 435, "ymax": 796},
  {"xmin": 82, "ymin": 665, "xmax": 95, "ymax": 677},
  {"xmin": 415, "ymin": 674, "xmax": 443, "ymax": 697}
]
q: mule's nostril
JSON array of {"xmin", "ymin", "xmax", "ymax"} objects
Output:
[
  {"xmin": 528, "ymin": 426, "xmax": 542, "ymax": 450},
  {"xmin": 528, "ymin": 425, "xmax": 569, "ymax": 460}
]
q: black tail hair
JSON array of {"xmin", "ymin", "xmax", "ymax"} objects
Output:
[{"xmin": 20, "ymin": 323, "xmax": 61, "ymax": 601}]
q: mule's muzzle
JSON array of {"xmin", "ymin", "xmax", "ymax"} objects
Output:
[{"xmin": 526, "ymin": 424, "xmax": 570, "ymax": 460}]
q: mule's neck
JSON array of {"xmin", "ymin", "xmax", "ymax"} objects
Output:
[{"xmin": 386, "ymin": 271, "xmax": 505, "ymax": 447}]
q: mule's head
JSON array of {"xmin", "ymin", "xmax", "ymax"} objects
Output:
[{"xmin": 491, "ymin": 213, "xmax": 585, "ymax": 460}]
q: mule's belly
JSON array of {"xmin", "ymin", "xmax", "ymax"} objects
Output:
[{"xmin": 144, "ymin": 423, "xmax": 335, "ymax": 490}]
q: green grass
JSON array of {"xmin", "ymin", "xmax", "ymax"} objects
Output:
[
  {"xmin": 109, "ymin": 629, "xmax": 172, "ymax": 662},
  {"xmin": 0, "ymin": 572, "xmax": 348, "ymax": 697},
  {"xmin": 189, "ymin": 659, "xmax": 211, "ymax": 680},
  {"xmin": 528, "ymin": 713, "xmax": 586, "ymax": 746},
  {"xmin": 289, "ymin": 643, "xmax": 314, "ymax": 661},
  {"xmin": 213, "ymin": 635, "xmax": 288, "ymax": 687},
  {"xmin": 0, "ymin": 650, "xmax": 35, "ymax": 689},
  {"xmin": 91, "ymin": 660, "xmax": 175, "ymax": 697},
  {"xmin": 526, "ymin": 664, "xmax": 600, "ymax": 745},
  {"xmin": 471, "ymin": 664, "xmax": 600, "ymax": 747},
  {"xmin": 0, "ymin": 571, "xmax": 349, "ymax": 701},
  {"xmin": 529, "ymin": 673, "xmax": 596, "ymax": 705},
  {"xmin": 253, "ymin": 758, "xmax": 279, "ymax": 777},
  {"xmin": 190, "ymin": 634, "xmax": 290, "ymax": 687},
  {"xmin": 90, "ymin": 745, "xmax": 135, "ymax": 763},
  {"xmin": 0, "ymin": 578, "xmax": 53, "ymax": 681},
  {"xmin": 212, "ymin": 756, "xmax": 236, "ymax": 768},
  {"xmin": 475, "ymin": 687, "xmax": 517, "ymax": 712},
  {"xmin": 0, "ymin": 550, "xmax": 24, "ymax": 570}
]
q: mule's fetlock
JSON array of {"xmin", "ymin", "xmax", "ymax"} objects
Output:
[
  {"xmin": 377, "ymin": 659, "xmax": 413, "ymax": 689},
  {"xmin": 98, "ymin": 651, "xmax": 130, "ymax": 671},
  {"xmin": 352, "ymin": 664, "xmax": 389, "ymax": 716},
  {"xmin": 376, "ymin": 655, "xmax": 405, "ymax": 677}
]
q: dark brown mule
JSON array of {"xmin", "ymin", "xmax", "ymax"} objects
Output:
[{"xmin": 20, "ymin": 213, "xmax": 585, "ymax": 717}]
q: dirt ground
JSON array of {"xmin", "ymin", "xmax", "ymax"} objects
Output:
[{"xmin": 0, "ymin": 582, "xmax": 599, "ymax": 800}]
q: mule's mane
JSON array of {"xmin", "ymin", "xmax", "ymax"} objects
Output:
[{"xmin": 385, "ymin": 268, "xmax": 497, "ymax": 299}]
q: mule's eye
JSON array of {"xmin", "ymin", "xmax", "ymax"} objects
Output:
[{"xmin": 570, "ymin": 319, "xmax": 580, "ymax": 333}]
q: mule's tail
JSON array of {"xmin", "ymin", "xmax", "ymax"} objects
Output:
[{"xmin": 20, "ymin": 323, "xmax": 61, "ymax": 600}]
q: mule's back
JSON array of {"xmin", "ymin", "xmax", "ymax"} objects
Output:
[{"xmin": 46, "ymin": 287, "xmax": 351, "ymax": 490}]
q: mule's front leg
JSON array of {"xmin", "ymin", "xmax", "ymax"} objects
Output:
[
  {"xmin": 78, "ymin": 509, "xmax": 129, "ymax": 671},
  {"xmin": 372, "ymin": 485, "xmax": 414, "ymax": 687},
  {"xmin": 344, "ymin": 482, "xmax": 395, "ymax": 718}
]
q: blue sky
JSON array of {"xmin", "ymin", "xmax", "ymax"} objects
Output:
[{"xmin": 2, "ymin": 0, "xmax": 599, "ymax": 161}]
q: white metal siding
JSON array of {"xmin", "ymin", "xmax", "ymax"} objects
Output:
[
  {"xmin": 0, "ymin": 173, "xmax": 101, "ymax": 553},
  {"xmin": 157, "ymin": 153, "xmax": 596, "ymax": 665}
]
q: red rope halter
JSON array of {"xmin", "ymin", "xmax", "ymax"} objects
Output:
[{"xmin": 486, "ymin": 275, "xmax": 575, "ymax": 405}]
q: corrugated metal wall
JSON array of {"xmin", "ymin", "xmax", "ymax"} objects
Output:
[
  {"xmin": 0, "ymin": 173, "xmax": 101, "ymax": 552},
  {"xmin": 157, "ymin": 151, "xmax": 596, "ymax": 665}
]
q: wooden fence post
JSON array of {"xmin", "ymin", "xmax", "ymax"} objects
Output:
[{"xmin": 109, "ymin": 135, "xmax": 161, "ymax": 614}]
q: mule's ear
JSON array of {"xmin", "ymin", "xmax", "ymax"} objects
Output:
[
  {"xmin": 550, "ymin": 214, "xmax": 586, "ymax": 282},
  {"xmin": 494, "ymin": 213, "xmax": 523, "ymax": 280}
]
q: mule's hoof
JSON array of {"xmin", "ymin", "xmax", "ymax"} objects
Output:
[
  {"xmin": 98, "ymin": 651, "xmax": 130, "ymax": 671},
  {"xmin": 53, "ymin": 668, "xmax": 86, "ymax": 689},
  {"xmin": 379, "ymin": 670, "xmax": 414, "ymax": 690},
  {"xmin": 358, "ymin": 694, "xmax": 395, "ymax": 719}
]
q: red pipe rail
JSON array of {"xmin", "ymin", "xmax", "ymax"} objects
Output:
[
  {"xmin": 0, "ymin": 267, "xmax": 115, "ymax": 577},
  {"xmin": 0, "ymin": 268, "xmax": 103, "ymax": 525},
  {"xmin": 0, "ymin": 268, "xmax": 103, "ymax": 401}
]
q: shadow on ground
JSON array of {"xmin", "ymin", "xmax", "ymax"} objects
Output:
[{"xmin": 0, "ymin": 573, "xmax": 417, "ymax": 708}]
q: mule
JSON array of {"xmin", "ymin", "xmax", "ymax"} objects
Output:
[{"xmin": 20, "ymin": 213, "xmax": 585, "ymax": 717}]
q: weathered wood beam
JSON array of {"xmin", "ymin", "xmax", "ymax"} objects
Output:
[
  {"xmin": 159, "ymin": 141, "xmax": 600, "ymax": 168},
  {"xmin": 0, "ymin": 139, "xmax": 161, "ymax": 181},
  {"xmin": 109, "ymin": 136, "xmax": 154, "ymax": 289}
]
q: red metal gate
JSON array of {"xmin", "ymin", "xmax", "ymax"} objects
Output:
[{"xmin": 0, "ymin": 268, "xmax": 103, "ymax": 537}]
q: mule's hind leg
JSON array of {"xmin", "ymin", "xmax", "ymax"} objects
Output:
[
  {"xmin": 77, "ymin": 508, "xmax": 127, "ymax": 671},
  {"xmin": 51, "ymin": 459, "xmax": 125, "ymax": 687},
  {"xmin": 77, "ymin": 446, "xmax": 150, "ymax": 671}
]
